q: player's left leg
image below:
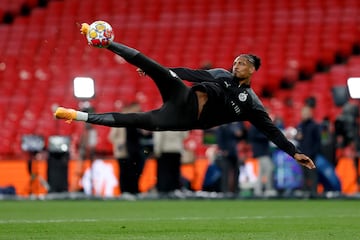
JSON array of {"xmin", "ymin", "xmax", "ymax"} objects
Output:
[{"xmin": 107, "ymin": 42, "xmax": 188, "ymax": 103}]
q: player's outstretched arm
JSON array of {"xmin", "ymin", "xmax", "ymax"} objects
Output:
[{"xmin": 294, "ymin": 153, "xmax": 316, "ymax": 169}]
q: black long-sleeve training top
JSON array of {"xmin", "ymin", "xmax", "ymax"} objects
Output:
[{"xmin": 170, "ymin": 67, "xmax": 301, "ymax": 157}]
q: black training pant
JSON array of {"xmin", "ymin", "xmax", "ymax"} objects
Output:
[{"xmin": 87, "ymin": 42, "xmax": 198, "ymax": 131}]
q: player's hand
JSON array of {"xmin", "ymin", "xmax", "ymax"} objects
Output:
[
  {"xmin": 294, "ymin": 153, "xmax": 316, "ymax": 169},
  {"xmin": 80, "ymin": 23, "xmax": 89, "ymax": 35},
  {"xmin": 136, "ymin": 68, "xmax": 146, "ymax": 76}
]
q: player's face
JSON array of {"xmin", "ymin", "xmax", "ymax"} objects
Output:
[{"xmin": 232, "ymin": 56, "xmax": 255, "ymax": 80}]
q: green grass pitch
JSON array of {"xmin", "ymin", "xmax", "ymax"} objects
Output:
[{"xmin": 0, "ymin": 199, "xmax": 359, "ymax": 240}]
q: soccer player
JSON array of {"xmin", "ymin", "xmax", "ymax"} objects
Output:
[{"xmin": 54, "ymin": 23, "xmax": 316, "ymax": 170}]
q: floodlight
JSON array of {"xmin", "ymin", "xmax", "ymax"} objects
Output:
[
  {"xmin": 347, "ymin": 77, "xmax": 360, "ymax": 99},
  {"xmin": 73, "ymin": 77, "xmax": 95, "ymax": 99}
]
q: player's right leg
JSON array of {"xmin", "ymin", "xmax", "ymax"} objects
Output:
[{"xmin": 54, "ymin": 89, "xmax": 198, "ymax": 131}]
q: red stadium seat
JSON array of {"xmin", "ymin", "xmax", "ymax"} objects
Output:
[{"xmin": 2, "ymin": 0, "xmax": 360, "ymax": 156}]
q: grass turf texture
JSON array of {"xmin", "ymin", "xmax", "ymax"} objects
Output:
[{"xmin": 0, "ymin": 199, "xmax": 359, "ymax": 240}]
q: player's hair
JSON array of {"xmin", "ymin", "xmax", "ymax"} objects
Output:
[{"xmin": 239, "ymin": 54, "xmax": 261, "ymax": 70}]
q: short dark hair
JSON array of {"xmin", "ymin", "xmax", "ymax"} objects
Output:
[{"xmin": 239, "ymin": 54, "xmax": 261, "ymax": 70}]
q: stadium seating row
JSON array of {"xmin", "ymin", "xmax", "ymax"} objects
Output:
[{"xmin": 0, "ymin": 0, "xmax": 359, "ymax": 156}]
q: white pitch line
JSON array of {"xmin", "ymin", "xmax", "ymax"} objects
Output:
[
  {"xmin": 0, "ymin": 214, "xmax": 358, "ymax": 224},
  {"xmin": 0, "ymin": 219, "xmax": 97, "ymax": 224}
]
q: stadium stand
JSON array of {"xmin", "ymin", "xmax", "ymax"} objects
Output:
[{"xmin": 0, "ymin": 0, "xmax": 359, "ymax": 158}]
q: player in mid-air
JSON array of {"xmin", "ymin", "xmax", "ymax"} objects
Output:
[{"xmin": 54, "ymin": 22, "xmax": 316, "ymax": 170}]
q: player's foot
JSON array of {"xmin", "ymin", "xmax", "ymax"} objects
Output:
[
  {"xmin": 80, "ymin": 23, "xmax": 89, "ymax": 35},
  {"xmin": 54, "ymin": 107, "xmax": 77, "ymax": 123}
]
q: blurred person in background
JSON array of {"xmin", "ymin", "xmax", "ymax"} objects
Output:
[
  {"xmin": 77, "ymin": 102, "xmax": 98, "ymax": 162},
  {"xmin": 153, "ymin": 130, "xmax": 189, "ymax": 197},
  {"xmin": 215, "ymin": 122, "xmax": 246, "ymax": 195},
  {"xmin": 320, "ymin": 117, "xmax": 337, "ymax": 166},
  {"xmin": 248, "ymin": 124, "xmax": 275, "ymax": 197},
  {"xmin": 296, "ymin": 106, "xmax": 321, "ymax": 198},
  {"xmin": 335, "ymin": 100, "xmax": 359, "ymax": 150},
  {"xmin": 108, "ymin": 102, "xmax": 146, "ymax": 196},
  {"xmin": 70, "ymin": 103, "xmax": 98, "ymax": 192},
  {"xmin": 78, "ymin": 123, "xmax": 98, "ymax": 162}
]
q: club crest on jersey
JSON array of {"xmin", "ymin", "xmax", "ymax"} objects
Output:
[{"xmin": 238, "ymin": 92, "xmax": 248, "ymax": 102}]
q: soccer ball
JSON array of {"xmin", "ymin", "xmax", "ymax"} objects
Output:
[{"xmin": 86, "ymin": 21, "xmax": 114, "ymax": 48}]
